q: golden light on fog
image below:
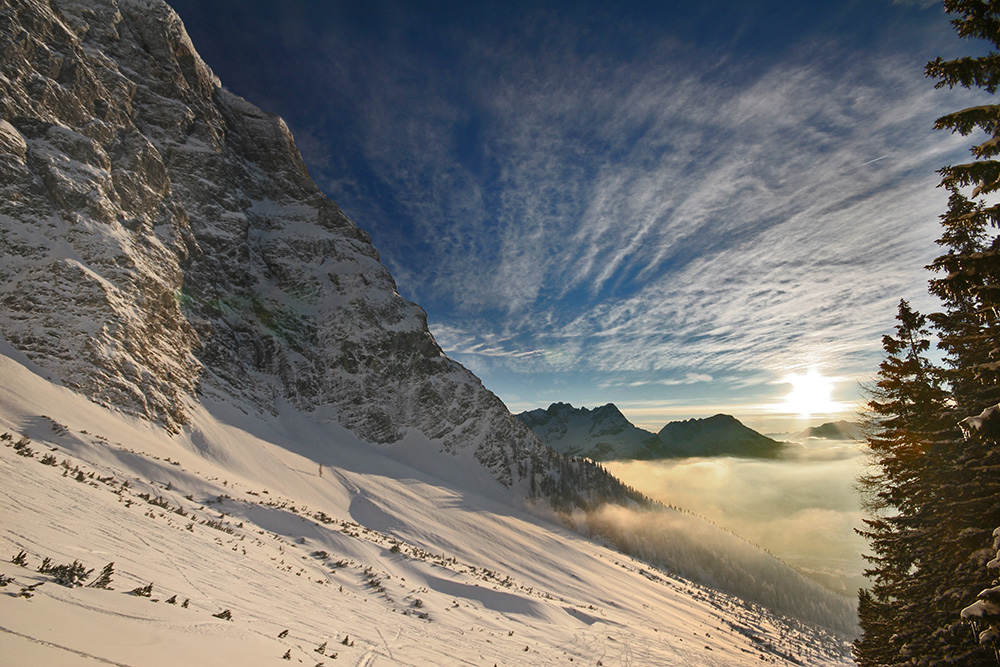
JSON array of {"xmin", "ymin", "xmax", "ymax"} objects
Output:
[{"xmin": 781, "ymin": 369, "xmax": 838, "ymax": 416}]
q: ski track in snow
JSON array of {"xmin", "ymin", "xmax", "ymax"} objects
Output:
[{"xmin": 0, "ymin": 624, "xmax": 133, "ymax": 667}]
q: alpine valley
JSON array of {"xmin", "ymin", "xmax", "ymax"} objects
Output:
[{"xmin": 0, "ymin": 1, "xmax": 854, "ymax": 664}]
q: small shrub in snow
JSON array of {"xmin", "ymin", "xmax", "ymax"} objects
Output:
[
  {"xmin": 282, "ymin": 649, "xmax": 291, "ymax": 660},
  {"xmin": 37, "ymin": 557, "xmax": 52, "ymax": 573},
  {"xmin": 87, "ymin": 563, "xmax": 114, "ymax": 589},
  {"xmin": 50, "ymin": 560, "xmax": 92, "ymax": 587},
  {"xmin": 315, "ymin": 641, "xmax": 327, "ymax": 654},
  {"xmin": 39, "ymin": 453, "xmax": 58, "ymax": 466},
  {"xmin": 278, "ymin": 629, "xmax": 289, "ymax": 638},
  {"xmin": 12, "ymin": 550, "xmax": 27, "ymax": 567},
  {"xmin": 129, "ymin": 583, "xmax": 153, "ymax": 597},
  {"xmin": 212, "ymin": 609, "xmax": 232, "ymax": 620}
]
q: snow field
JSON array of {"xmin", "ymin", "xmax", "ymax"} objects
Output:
[{"xmin": 0, "ymin": 349, "xmax": 853, "ymax": 665}]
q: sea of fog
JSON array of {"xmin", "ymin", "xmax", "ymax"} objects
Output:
[{"xmin": 605, "ymin": 437, "xmax": 869, "ymax": 596}]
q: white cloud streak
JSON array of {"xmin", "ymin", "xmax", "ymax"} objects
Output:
[
  {"xmin": 278, "ymin": 3, "xmax": 981, "ymax": 398},
  {"xmin": 415, "ymin": 45, "xmax": 978, "ymax": 382}
]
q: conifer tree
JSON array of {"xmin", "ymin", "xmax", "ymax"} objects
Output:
[
  {"xmin": 856, "ymin": 2, "xmax": 1000, "ymax": 664},
  {"xmin": 925, "ymin": 3, "xmax": 1000, "ymax": 664},
  {"xmin": 86, "ymin": 562, "xmax": 114, "ymax": 589},
  {"xmin": 854, "ymin": 301, "xmax": 952, "ymax": 666}
]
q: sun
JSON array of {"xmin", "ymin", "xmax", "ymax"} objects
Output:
[{"xmin": 781, "ymin": 369, "xmax": 838, "ymax": 417}]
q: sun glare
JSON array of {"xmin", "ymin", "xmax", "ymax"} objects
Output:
[{"xmin": 781, "ymin": 369, "xmax": 838, "ymax": 417}]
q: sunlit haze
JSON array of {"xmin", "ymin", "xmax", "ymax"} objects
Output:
[
  {"xmin": 780, "ymin": 369, "xmax": 840, "ymax": 418},
  {"xmin": 607, "ymin": 436, "xmax": 869, "ymax": 595}
]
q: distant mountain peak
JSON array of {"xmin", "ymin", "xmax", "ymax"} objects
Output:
[
  {"xmin": 792, "ymin": 420, "xmax": 863, "ymax": 441},
  {"xmin": 515, "ymin": 402, "xmax": 658, "ymax": 460},
  {"xmin": 516, "ymin": 406, "xmax": 785, "ymax": 460}
]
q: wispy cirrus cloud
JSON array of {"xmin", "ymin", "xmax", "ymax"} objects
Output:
[
  {"xmin": 172, "ymin": 0, "xmax": 980, "ymax": 416},
  {"xmin": 424, "ymin": 44, "xmax": 975, "ymax": 382}
]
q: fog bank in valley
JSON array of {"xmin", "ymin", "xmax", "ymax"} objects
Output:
[{"xmin": 605, "ymin": 438, "xmax": 868, "ymax": 596}]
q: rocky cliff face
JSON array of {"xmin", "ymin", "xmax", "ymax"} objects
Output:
[
  {"xmin": 516, "ymin": 402, "xmax": 661, "ymax": 459},
  {"xmin": 0, "ymin": 0, "xmax": 562, "ymax": 488}
]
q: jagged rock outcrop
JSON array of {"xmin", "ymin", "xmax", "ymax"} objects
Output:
[
  {"xmin": 0, "ymin": 0, "xmax": 595, "ymax": 490},
  {"xmin": 516, "ymin": 402, "xmax": 661, "ymax": 459}
]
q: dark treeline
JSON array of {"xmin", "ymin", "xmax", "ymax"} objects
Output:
[{"xmin": 853, "ymin": 2, "xmax": 1000, "ymax": 665}]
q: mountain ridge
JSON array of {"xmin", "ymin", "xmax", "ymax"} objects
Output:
[
  {"xmin": 0, "ymin": 0, "xmax": 623, "ymax": 502},
  {"xmin": 516, "ymin": 402, "xmax": 786, "ymax": 460},
  {"xmin": 791, "ymin": 420, "xmax": 863, "ymax": 441}
]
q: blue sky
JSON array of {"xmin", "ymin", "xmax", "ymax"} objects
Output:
[{"xmin": 170, "ymin": 0, "xmax": 985, "ymax": 432}]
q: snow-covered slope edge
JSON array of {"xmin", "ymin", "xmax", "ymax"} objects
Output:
[{"xmin": 0, "ymin": 348, "xmax": 853, "ymax": 666}]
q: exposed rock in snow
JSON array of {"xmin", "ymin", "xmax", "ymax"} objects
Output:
[{"xmin": 0, "ymin": 0, "xmax": 565, "ymax": 491}]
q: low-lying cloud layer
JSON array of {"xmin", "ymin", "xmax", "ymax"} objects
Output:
[{"xmin": 606, "ymin": 438, "xmax": 869, "ymax": 596}]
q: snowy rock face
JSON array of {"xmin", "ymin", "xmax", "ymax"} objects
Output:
[
  {"xmin": 0, "ymin": 0, "xmax": 543, "ymax": 483},
  {"xmin": 516, "ymin": 402, "xmax": 661, "ymax": 459}
]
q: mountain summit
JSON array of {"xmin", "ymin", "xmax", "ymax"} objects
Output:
[
  {"xmin": 655, "ymin": 413, "xmax": 785, "ymax": 458},
  {"xmin": 516, "ymin": 402, "xmax": 661, "ymax": 459},
  {"xmin": 516, "ymin": 404, "xmax": 785, "ymax": 459},
  {"xmin": 0, "ymin": 0, "xmax": 630, "ymax": 501}
]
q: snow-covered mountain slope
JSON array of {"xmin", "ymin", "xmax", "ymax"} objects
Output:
[
  {"xmin": 517, "ymin": 404, "xmax": 786, "ymax": 460},
  {"xmin": 516, "ymin": 403, "xmax": 661, "ymax": 459},
  {"xmin": 0, "ymin": 0, "xmax": 575, "ymax": 496},
  {"xmin": 0, "ymin": 346, "xmax": 854, "ymax": 666},
  {"xmin": 0, "ymin": 0, "xmax": 857, "ymax": 659}
]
